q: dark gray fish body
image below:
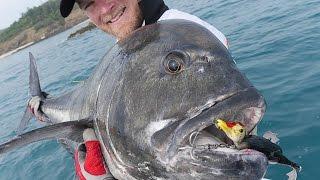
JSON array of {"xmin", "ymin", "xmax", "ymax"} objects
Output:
[{"xmin": 1, "ymin": 20, "xmax": 268, "ymax": 179}]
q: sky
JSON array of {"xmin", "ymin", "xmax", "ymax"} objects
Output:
[{"xmin": 0, "ymin": 0, "xmax": 48, "ymax": 29}]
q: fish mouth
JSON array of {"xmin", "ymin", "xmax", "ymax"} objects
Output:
[
  {"xmin": 158, "ymin": 87, "xmax": 268, "ymax": 178},
  {"xmin": 166, "ymin": 87, "xmax": 266, "ymax": 153}
]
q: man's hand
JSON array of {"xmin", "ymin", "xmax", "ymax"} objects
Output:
[
  {"xmin": 28, "ymin": 96, "xmax": 46, "ymax": 122},
  {"xmin": 74, "ymin": 128, "xmax": 115, "ymax": 180},
  {"xmin": 28, "ymin": 96, "xmax": 115, "ymax": 179}
]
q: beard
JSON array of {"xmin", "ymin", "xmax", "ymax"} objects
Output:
[{"xmin": 103, "ymin": 1, "xmax": 143, "ymax": 41}]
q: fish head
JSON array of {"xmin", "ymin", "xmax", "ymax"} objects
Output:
[{"xmin": 96, "ymin": 19, "xmax": 268, "ymax": 179}]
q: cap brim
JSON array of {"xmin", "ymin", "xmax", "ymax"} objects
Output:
[{"xmin": 60, "ymin": 0, "xmax": 76, "ymax": 18}]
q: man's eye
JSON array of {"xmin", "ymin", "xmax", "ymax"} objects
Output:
[{"xmin": 83, "ymin": 1, "xmax": 94, "ymax": 10}]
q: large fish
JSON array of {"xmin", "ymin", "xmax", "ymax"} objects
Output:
[{"xmin": 0, "ymin": 20, "xmax": 268, "ymax": 179}]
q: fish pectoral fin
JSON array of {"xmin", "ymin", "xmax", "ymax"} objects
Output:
[{"xmin": 0, "ymin": 118, "xmax": 93, "ymax": 155}]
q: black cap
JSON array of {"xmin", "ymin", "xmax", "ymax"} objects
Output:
[
  {"xmin": 60, "ymin": 0, "xmax": 76, "ymax": 18},
  {"xmin": 60, "ymin": 0, "xmax": 169, "ymax": 21},
  {"xmin": 139, "ymin": 0, "xmax": 168, "ymax": 25}
]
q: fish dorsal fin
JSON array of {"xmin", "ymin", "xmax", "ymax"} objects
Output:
[{"xmin": 0, "ymin": 119, "xmax": 93, "ymax": 155}]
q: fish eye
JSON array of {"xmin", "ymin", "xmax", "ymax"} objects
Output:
[
  {"xmin": 167, "ymin": 59, "xmax": 181, "ymax": 73},
  {"xmin": 239, "ymin": 129, "xmax": 244, "ymax": 133},
  {"xmin": 163, "ymin": 50, "xmax": 188, "ymax": 74}
]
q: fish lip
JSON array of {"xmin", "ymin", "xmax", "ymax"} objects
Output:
[
  {"xmin": 191, "ymin": 144, "xmax": 267, "ymax": 159},
  {"xmin": 164, "ymin": 87, "xmax": 266, "ymax": 159},
  {"xmin": 180, "ymin": 147, "xmax": 269, "ymax": 179}
]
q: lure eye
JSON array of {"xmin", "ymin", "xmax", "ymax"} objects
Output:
[{"xmin": 166, "ymin": 59, "xmax": 181, "ymax": 73}]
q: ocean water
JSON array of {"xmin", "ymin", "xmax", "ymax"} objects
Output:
[{"xmin": 0, "ymin": 0, "xmax": 319, "ymax": 179}]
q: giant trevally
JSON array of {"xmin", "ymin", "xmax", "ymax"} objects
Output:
[{"xmin": 0, "ymin": 19, "xmax": 268, "ymax": 179}]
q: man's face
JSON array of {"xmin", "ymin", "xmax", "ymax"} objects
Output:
[{"xmin": 79, "ymin": 0, "xmax": 143, "ymax": 40}]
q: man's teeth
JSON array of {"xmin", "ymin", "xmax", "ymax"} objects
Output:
[
  {"xmin": 108, "ymin": 7, "xmax": 125, "ymax": 23},
  {"xmin": 111, "ymin": 11, "xmax": 123, "ymax": 23}
]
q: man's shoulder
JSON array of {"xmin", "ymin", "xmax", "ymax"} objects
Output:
[{"xmin": 158, "ymin": 9, "xmax": 228, "ymax": 49}]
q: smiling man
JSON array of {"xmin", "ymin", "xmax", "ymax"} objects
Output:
[
  {"xmin": 61, "ymin": 0, "xmax": 144, "ymax": 40},
  {"xmin": 26, "ymin": 0, "xmax": 229, "ymax": 179},
  {"xmin": 59, "ymin": 0, "xmax": 229, "ymax": 46}
]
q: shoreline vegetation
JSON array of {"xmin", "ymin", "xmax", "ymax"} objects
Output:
[
  {"xmin": 68, "ymin": 22, "xmax": 96, "ymax": 39},
  {"xmin": 0, "ymin": 0, "xmax": 91, "ymax": 58}
]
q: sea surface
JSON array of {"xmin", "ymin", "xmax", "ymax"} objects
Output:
[{"xmin": 0, "ymin": 0, "xmax": 319, "ymax": 179}]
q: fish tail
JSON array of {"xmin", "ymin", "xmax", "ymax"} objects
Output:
[
  {"xmin": 16, "ymin": 52, "xmax": 49, "ymax": 134},
  {"xmin": 278, "ymin": 154, "xmax": 301, "ymax": 172},
  {"xmin": 290, "ymin": 161, "xmax": 302, "ymax": 172},
  {"xmin": 28, "ymin": 52, "xmax": 44, "ymax": 98}
]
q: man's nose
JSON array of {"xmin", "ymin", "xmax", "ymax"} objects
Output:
[{"xmin": 96, "ymin": 0, "xmax": 115, "ymax": 14}]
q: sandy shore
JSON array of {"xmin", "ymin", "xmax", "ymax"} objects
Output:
[{"xmin": 0, "ymin": 42, "xmax": 34, "ymax": 60}]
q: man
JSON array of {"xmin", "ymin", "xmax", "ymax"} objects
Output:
[
  {"xmin": 29, "ymin": 0, "xmax": 229, "ymax": 179},
  {"xmin": 59, "ymin": 0, "xmax": 228, "ymax": 46}
]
